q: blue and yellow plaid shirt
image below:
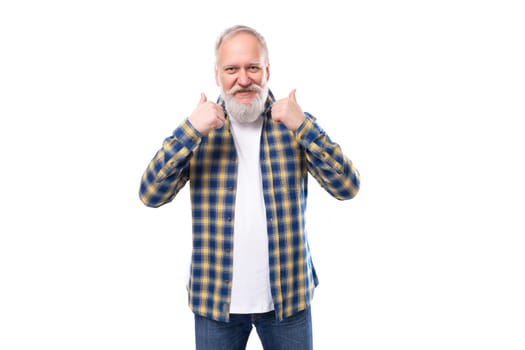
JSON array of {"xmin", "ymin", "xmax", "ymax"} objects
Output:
[{"xmin": 139, "ymin": 91, "xmax": 360, "ymax": 322}]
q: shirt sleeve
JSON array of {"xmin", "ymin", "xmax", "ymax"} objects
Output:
[
  {"xmin": 295, "ymin": 113, "xmax": 360, "ymax": 200},
  {"xmin": 139, "ymin": 119, "xmax": 202, "ymax": 207}
]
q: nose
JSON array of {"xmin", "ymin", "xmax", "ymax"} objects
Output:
[{"xmin": 237, "ymin": 69, "xmax": 251, "ymax": 87}]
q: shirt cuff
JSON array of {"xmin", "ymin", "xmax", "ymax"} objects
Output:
[
  {"xmin": 295, "ymin": 113, "xmax": 320, "ymax": 146},
  {"xmin": 172, "ymin": 118, "xmax": 202, "ymax": 150}
]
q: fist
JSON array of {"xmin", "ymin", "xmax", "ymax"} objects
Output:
[
  {"xmin": 188, "ymin": 93, "xmax": 225, "ymax": 135},
  {"xmin": 271, "ymin": 89, "xmax": 306, "ymax": 131}
]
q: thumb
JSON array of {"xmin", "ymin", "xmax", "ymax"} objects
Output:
[
  {"xmin": 288, "ymin": 89, "xmax": 297, "ymax": 103},
  {"xmin": 198, "ymin": 93, "xmax": 207, "ymax": 105}
]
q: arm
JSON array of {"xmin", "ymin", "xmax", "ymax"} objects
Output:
[
  {"xmin": 271, "ymin": 90, "xmax": 360, "ymax": 200},
  {"xmin": 139, "ymin": 120, "xmax": 201, "ymax": 207},
  {"xmin": 139, "ymin": 93, "xmax": 225, "ymax": 207},
  {"xmin": 295, "ymin": 114, "xmax": 360, "ymax": 200}
]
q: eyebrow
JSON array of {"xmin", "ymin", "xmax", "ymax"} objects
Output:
[{"xmin": 222, "ymin": 61, "xmax": 265, "ymax": 69}]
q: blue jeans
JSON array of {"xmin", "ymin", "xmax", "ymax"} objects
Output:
[{"xmin": 194, "ymin": 307, "xmax": 313, "ymax": 350}]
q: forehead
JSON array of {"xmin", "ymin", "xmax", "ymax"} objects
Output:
[{"xmin": 217, "ymin": 32, "xmax": 263, "ymax": 65}]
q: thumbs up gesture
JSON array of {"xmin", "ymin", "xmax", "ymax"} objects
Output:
[
  {"xmin": 271, "ymin": 89, "xmax": 306, "ymax": 131},
  {"xmin": 188, "ymin": 93, "xmax": 225, "ymax": 135}
]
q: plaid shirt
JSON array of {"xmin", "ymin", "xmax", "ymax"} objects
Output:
[{"xmin": 139, "ymin": 92, "xmax": 360, "ymax": 322}]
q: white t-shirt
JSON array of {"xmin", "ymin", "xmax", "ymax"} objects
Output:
[{"xmin": 228, "ymin": 116, "xmax": 274, "ymax": 314}]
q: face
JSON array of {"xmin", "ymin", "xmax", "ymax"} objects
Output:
[{"xmin": 215, "ymin": 32, "xmax": 270, "ymax": 104}]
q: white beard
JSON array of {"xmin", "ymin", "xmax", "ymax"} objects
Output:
[{"xmin": 220, "ymin": 82, "xmax": 269, "ymax": 123}]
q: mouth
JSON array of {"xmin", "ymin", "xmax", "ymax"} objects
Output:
[
  {"xmin": 234, "ymin": 90, "xmax": 257, "ymax": 102},
  {"xmin": 235, "ymin": 90, "xmax": 256, "ymax": 96}
]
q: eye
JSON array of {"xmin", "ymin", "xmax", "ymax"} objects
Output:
[
  {"xmin": 224, "ymin": 66, "xmax": 238, "ymax": 74},
  {"xmin": 248, "ymin": 65, "xmax": 261, "ymax": 73}
]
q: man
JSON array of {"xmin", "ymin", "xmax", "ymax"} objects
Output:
[{"xmin": 139, "ymin": 25, "xmax": 360, "ymax": 350}]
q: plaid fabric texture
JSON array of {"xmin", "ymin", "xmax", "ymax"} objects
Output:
[{"xmin": 139, "ymin": 92, "xmax": 360, "ymax": 321}]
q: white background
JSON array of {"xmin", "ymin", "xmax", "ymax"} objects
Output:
[{"xmin": 1, "ymin": 0, "xmax": 524, "ymax": 349}]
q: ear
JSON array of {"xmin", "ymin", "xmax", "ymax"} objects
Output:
[
  {"xmin": 215, "ymin": 66, "xmax": 220, "ymax": 87},
  {"xmin": 265, "ymin": 62, "xmax": 270, "ymax": 81}
]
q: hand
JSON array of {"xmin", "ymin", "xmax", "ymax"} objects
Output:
[
  {"xmin": 188, "ymin": 93, "xmax": 225, "ymax": 135},
  {"xmin": 271, "ymin": 89, "xmax": 306, "ymax": 131}
]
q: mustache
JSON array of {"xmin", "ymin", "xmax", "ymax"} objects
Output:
[{"xmin": 227, "ymin": 84, "xmax": 263, "ymax": 95}]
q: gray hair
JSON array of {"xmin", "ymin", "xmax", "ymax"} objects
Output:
[{"xmin": 215, "ymin": 25, "xmax": 269, "ymax": 65}]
